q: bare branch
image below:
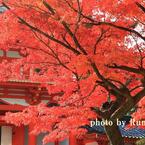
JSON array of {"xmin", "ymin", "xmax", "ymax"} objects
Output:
[
  {"xmin": 43, "ymin": 0, "xmax": 55, "ymax": 15},
  {"xmin": 3, "ymin": 2, "xmax": 81, "ymax": 56},
  {"xmin": 61, "ymin": 21, "xmax": 87, "ymax": 55},
  {"xmin": 65, "ymin": 2, "xmax": 145, "ymax": 42},
  {"xmin": 90, "ymin": 61, "xmax": 131, "ymax": 99},
  {"xmin": 131, "ymin": 35, "xmax": 145, "ymax": 68},
  {"xmin": 106, "ymin": 63, "xmax": 145, "ymax": 75},
  {"xmin": 93, "ymin": 29, "xmax": 106, "ymax": 54},
  {"xmin": 136, "ymin": 2, "xmax": 145, "ymax": 13},
  {"xmin": 134, "ymin": 88, "xmax": 145, "ymax": 104},
  {"xmin": 66, "ymin": 84, "xmax": 98, "ymax": 107},
  {"xmin": 43, "ymin": 1, "xmax": 87, "ymax": 55},
  {"xmin": 130, "ymin": 85, "xmax": 143, "ymax": 92},
  {"xmin": 85, "ymin": 21, "xmax": 145, "ymax": 42},
  {"xmin": 33, "ymin": 31, "xmax": 76, "ymax": 73}
]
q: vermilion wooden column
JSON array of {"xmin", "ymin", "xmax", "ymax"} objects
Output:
[
  {"xmin": 12, "ymin": 126, "xmax": 24, "ymax": 145},
  {"xmin": 54, "ymin": 140, "xmax": 59, "ymax": 145},
  {"xmin": 28, "ymin": 124, "xmax": 37, "ymax": 145},
  {"xmin": 69, "ymin": 133, "xmax": 78, "ymax": 145}
]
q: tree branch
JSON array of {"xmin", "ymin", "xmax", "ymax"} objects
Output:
[
  {"xmin": 85, "ymin": 21, "xmax": 145, "ymax": 41},
  {"xmin": 65, "ymin": 2, "xmax": 145, "ymax": 42},
  {"xmin": 61, "ymin": 21, "xmax": 87, "ymax": 55},
  {"xmin": 134, "ymin": 88, "xmax": 145, "ymax": 104},
  {"xmin": 136, "ymin": 2, "xmax": 145, "ymax": 13},
  {"xmin": 43, "ymin": 0, "xmax": 55, "ymax": 15},
  {"xmin": 43, "ymin": 0, "xmax": 87, "ymax": 55},
  {"xmin": 90, "ymin": 61, "xmax": 131, "ymax": 99},
  {"xmin": 2, "ymin": 2, "xmax": 81, "ymax": 56},
  {"xmin": 106, "ymin": 63, "xmax": 145, "ymax": 75}
]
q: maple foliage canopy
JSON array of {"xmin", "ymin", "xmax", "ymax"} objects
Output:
[{"xmin": 0, "ymin": 0, "xmax": 145, "ymax": 144}]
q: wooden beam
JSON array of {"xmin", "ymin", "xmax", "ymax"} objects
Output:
[
  {"xmin": 0, "ymin": 82, "xmax": 63, "ymax": 104},
  {"xmin": 0, "ymin": 90, "xmax": 26, "ymax": 94},
  {"xmin": 0, "ymin": 95, "xmax": 27, "ymax": 99},
  {"xmin": 0, "ymin": 104, "xmax": 25, "ymax": 111},
  {"xmin": 0, "ymin": 82, "xmax": 40, "ymax": 88}
]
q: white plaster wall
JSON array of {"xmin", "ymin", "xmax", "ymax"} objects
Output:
[
  {"xmin": 1, "ymin": 126, "xmax": 12, "ymax": 145},
  {"xmin": 86, "ymin": 142, "xmax": 98, "ymax": 145}
]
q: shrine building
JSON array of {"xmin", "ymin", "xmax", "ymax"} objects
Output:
[{"xmin": 0, "ymin": 49, "xmax": 144, "ymax": 145}]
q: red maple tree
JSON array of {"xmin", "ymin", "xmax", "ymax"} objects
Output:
[{"xmin": 0, "ymin": 0, "xmax": 144, "ymax": 145}]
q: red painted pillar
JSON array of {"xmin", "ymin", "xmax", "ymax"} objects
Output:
[
  {"xmin": 12, "ymin": 126, "xmax": 24, "ymax": 145},
  {"xmin": 69, "ymin": 133, "xmax": 79, "ymax": 145},
  {"xmin": 28, "ymin": 124, "xmax": 37, "ymax": 145},
  {"xmin": 54, "ymin": 140, "xmax": 59, "ymax": 145}
]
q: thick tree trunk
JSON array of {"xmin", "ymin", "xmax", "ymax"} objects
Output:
[{"xmin": 104, "ymin": 123, "xmax": 124, "ymax": 145}]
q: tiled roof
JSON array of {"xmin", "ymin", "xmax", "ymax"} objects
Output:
[
  {"xmin": 86, "ymin": 125, "xmax": 145, "ymax": 139},
  {"xmin": 0, "ymin": 6, "xmax": 6, "ymax": 13}
]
